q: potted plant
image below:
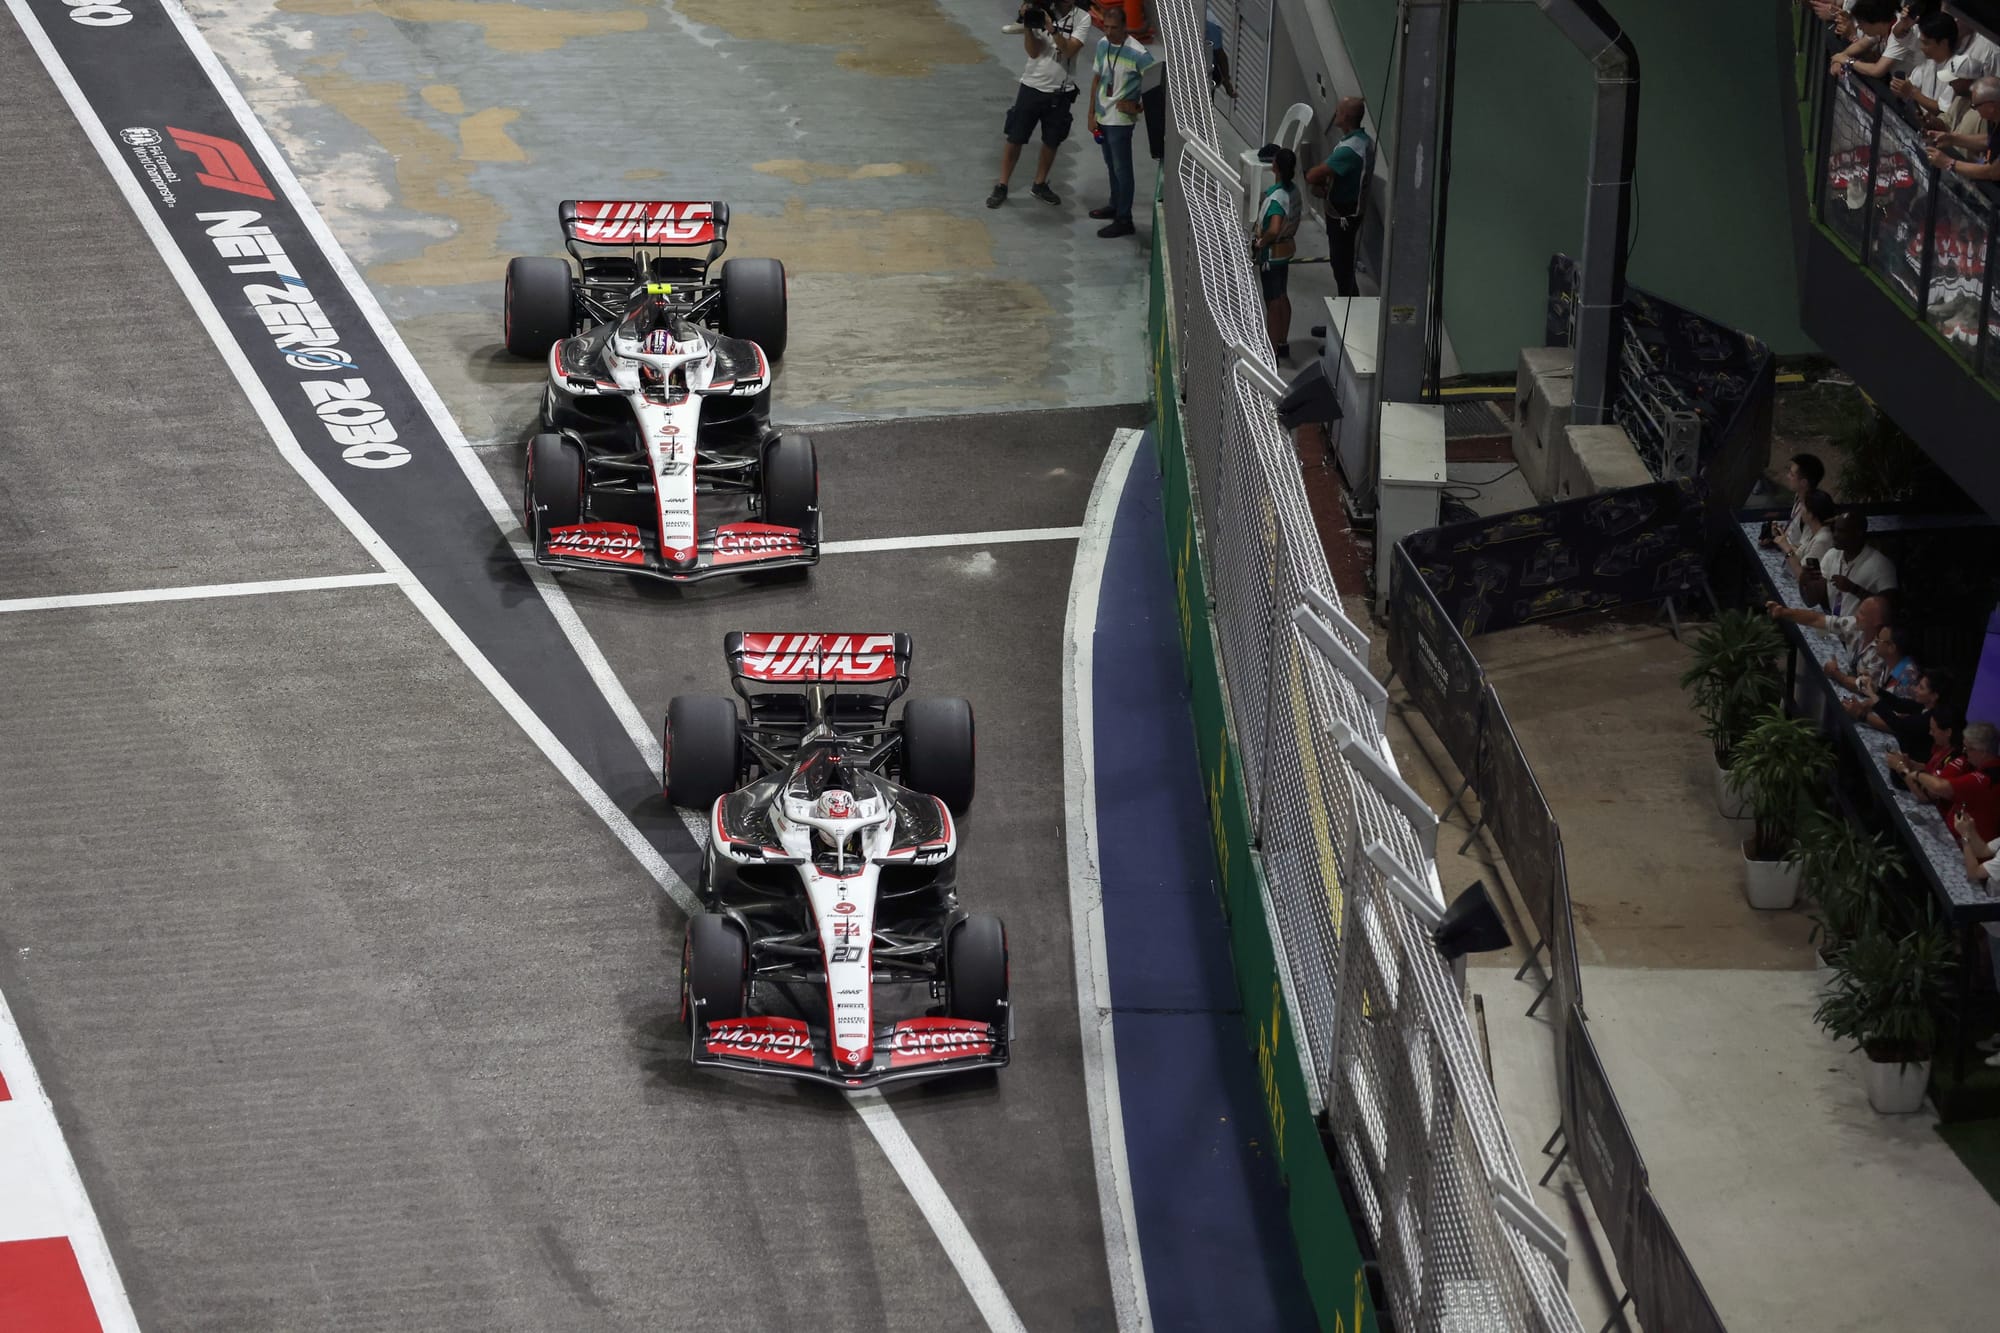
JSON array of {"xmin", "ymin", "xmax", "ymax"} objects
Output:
[
  {"xmin": 1679, "ymin": 611, "xmax": 1785, "ymax": 818},
  {"xmin": 1813, "ymin": 920, "xmax": 1955, "ymax": 1113},
  {"xmin": 1789, "ymin": 811, "xmax": 1904, "ymax": 968},
  {"xmin": 1727, "ymin": 707, "xmax": 1834, "ymax": 909}
]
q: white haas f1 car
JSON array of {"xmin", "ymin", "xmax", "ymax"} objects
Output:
[
  {"xmin": 501, "ymin": 200, "xmax": 818, "ymax": 582},
  {"xmin": 666, "ymin": 633, "xmax": 1008, "ymax": 1088}
]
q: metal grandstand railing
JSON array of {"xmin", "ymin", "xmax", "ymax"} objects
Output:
[{"xmin": 1152, "ymin": 3, "xmax": 1584, "ymax": 1328}]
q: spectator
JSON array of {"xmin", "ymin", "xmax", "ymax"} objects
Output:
[
  {"xmin": 1252, "ymin": 147, "xmax": 1302, "ymax": 362},
  {"xmin": 989, "ymin": 0, "xmax": 1087, "ymax": 209},
  {"xmin": 1765, "ymin": 451, "xmax": 1827, "ymax": 549},
  {"xmin": 1304, "ymin": 97, "xmax": 1372, "ymax": 298},
  {"xmin": 1886, "ymin": 701, "xmax": 1968, "ymax": 812},
  {"xmin": 1086, "ymin": 4, "xmax": 1156, "ymax": 239},
  {"xmin": 1781, "ymin": 489, "xmax": 1839, "ymax": 585},
  {"xmin": 1818, "ymin": 511, "xmax": 1898, "ymax": 616},
  {"xmin": 1206, "ymin": 10, "xmax": 1238, "ymax": 102},
  {"xmin": 1910, "ymin": 719, "xmax": 2000, "ymax": 841},
  {"xmin": 1956, "ymin": 808, "xmax": 2000, "ymax": 888},
  {"xmin": 1849, "ymin": 665, "xmax": 1957, "ymax": 755},
  {"xmin": 1766, "ymin": 589, "xmax": 1896, "ymax": 685},
  {"xmin": 1830, "ymin": 0, "xmax": 1918, "ymax": 79},
  {"xmin": 1891, "ymin": 11, "xmax": 1967, "ymax": 120},
  {"xmin": 1829, "ymin": 621, "xmax": 1918, "ymax": 696},
  {"xmin": 1925, "ymin": 75, "xmax": 2000, "ymax": 179},
  {"xmin": 1091, "ymin": 1, "xmax": 1166, "ymax": 163}
]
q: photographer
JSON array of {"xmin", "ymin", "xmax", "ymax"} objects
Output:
[{"xmin": 989, "ymin": 0, "xmax": 1087, "ymax": 209}]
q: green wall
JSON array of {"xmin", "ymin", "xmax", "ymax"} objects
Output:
[
  {"xmin": 1150, "ymin": 206, "xmax": 1381, "ymax": 1333},
  {"xmin": 1322, "ymin": 0, "xmax": 1811, "ymax": 373}
]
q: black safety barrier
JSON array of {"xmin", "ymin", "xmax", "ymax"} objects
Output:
[
  {"xmin": 1564, "ymin": 1008, "xmax": 1647, "ymax": 1274},
  {"xmin": 1628, "ymin": 1190, "xmax": 1730, "ymax": 1333},
  {"xmin": 1386, "ymin": 541, "xmax": 1485, "ymax": 776},
  {"xmin": 1400, "ymin": 482, "xmax": 1706, "ymax": 639},
  {"xmin": 1388, "ymin": 518, "xmax": 1731, "ymax": 1330},
  {"xmin": 1474, "ymin": 685, "xmax": 1561, "ymax": 956}
]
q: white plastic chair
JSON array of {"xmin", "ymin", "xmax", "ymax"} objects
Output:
[{"xmin": 1238, "ymin": 102, "xmax": 1316, "ymax": 230}]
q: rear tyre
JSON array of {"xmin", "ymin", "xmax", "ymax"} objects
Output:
[
  {"xmin": 720, "ymin": 257, "xmax": 788, "ymax": 362},
  {"xmin": 947, "ymin": 914, "xmax": 1008, "ymax": 1030},
  {"xmin": 684, "ymin": 912, "xmax": 748, "ymax": 1032},
  {"xmin": 665, "ymin": 694, "xmax": 742, "ymax": 810},
  {"xmin": 525, "ymin": 433, "xmax": 583, "ymax": 535},
  {"xmin": 902, "ymin": 696, "xmax": 976, "ymax": 815},
  {"xmin": 760, "ymin": 433, "xmax": 817, "ymax": 534},
  {"xmin": 503, "ymin": 256, "xmax": 573, "ymax": 359}
]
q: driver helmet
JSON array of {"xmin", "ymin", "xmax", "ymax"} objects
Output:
[
  {"xmin": 641, "ymin": 327, "xmax": 673, "ymax": 356},
  {"xmin": 815, "ymin": 789, "xmax": 855, "ymax": 821}
]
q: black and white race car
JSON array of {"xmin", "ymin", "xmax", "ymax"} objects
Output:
[
  {"xmin": 665, "ymin": 633, "xmax": 1008, "ymax": 1088},
  {"xmin": 501, "ymin": 200, "xmax": 818, "ymax": 582}
]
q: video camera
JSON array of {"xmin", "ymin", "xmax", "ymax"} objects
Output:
[{"xmin": 1019, "ymin": 3, "xmax": 1051, "ymax": 33}]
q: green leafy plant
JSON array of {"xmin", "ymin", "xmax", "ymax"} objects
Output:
[
  {"xmin": 1788, "ymin": 810, "xmax": 1905, "ymax": 962},
  {"xmin": 1833, "ymin": 405, "xmax": 1959, "ymax": 508},
  {"xmin": 1679, "ymin": 611, "xmax": 1785, "ymax": 768},
  {"xmin": 1813, "ymin": 918, "xmax": 1956, "ymax": 1067},
  {"xmin": 1728, "ymin": 707, "xmax": 1835, "ymax": 860}
]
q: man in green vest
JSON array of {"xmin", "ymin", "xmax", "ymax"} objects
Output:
[{"xmin": 1304, "ymin": 97, "xmax": 1371, "ymax": 297}]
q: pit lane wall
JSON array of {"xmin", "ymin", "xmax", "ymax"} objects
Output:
[{"xmin": 1148, "ymin": 203, "xmax": 1379, "ymax": 1333}]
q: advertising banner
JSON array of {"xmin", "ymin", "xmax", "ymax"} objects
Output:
[
  {"xmin": 1386, "ymin": 543, "xmax": 1485, "ymax": 776},
  {"xmin": 1565, "ymin": 1008, "xmax": 1649, "ymax": 1280},
  {"xmin": 1401, "ymin": 483, "xmax": 1705, "ymax": 638},
  {"xmin": 1476, "ymin": 686, "xmax": 1561, "ymax": 951}
]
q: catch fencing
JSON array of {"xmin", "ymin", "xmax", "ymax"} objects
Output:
[{"xmin": 1151, "ymin": 0, "xmax": 1582, "ymax": 1327}]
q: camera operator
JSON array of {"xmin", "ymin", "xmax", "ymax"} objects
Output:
[{"xmin": 989, "ymin": 0, "xmax": 1087, "ymax": 209}]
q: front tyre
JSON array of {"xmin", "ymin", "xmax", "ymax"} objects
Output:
[
  {"xmin": 503, "ymin": 256, "xmax": 573, "ymax": 359},
  {"xmin": 902, "ymin": 696, "xmax": 976, "ymax": 815},
  {"xmin": 664, "ymin": 694, "xmax": 742, "ymax": 810},
  {"xmin": 720, "ymin": 257, "xmax": 788, "ymax": 362},
  {"xmin": 947, "ymin": 914, "xmax": 1009, "ymax": 1031},
  {"xmin": 760, "ymin": 433, "xmax": 817, "ymax": 535},
  {"xmin": 524, "ymin": 433, "xmax": 583, "ymax": 535},
  {"xmin": 684, "ymin": 912, "xmax": 748, "ymax": 1034}
]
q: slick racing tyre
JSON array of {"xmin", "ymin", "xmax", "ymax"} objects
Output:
[
  {"xmin": 946, "ymin": 914, "xmax": 1008, "ymax": 1031},
  {"xmin": 720, "ymin": 257, "xmax": 788, "ymax": 362},
  {"xmin": 760, "ymin": 434, "xmax": 817, "ymax": 535},
  {"xmin": 665, "ymin": 694, "xmax": 742, "ymax": 810},
  {"xmin": 524, "ymin": 433, "xmax": 584, "ymax": 535},
  {"xmin": 503, "ymin": 256, "xmax": 573, "ymax": 359},
  {"xmin": 684, "ymin": 913, "xmax": 748, "ymax": 1032},
  {"xmin": 901, "ymin": 696, "xmax": 975, "ymax": 815}
]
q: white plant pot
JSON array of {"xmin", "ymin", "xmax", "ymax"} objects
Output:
[
  {"xmin": 1715, "ymin": 760, "xmax": 1752, "ymax": 820},
  {"xmin": 1741, "ymin": 841, "xmax": 1801, "ymax": 910},
  {"xmin": 1863, "ymin": 1057, "xmax": 1931, "ymax": 1114}
]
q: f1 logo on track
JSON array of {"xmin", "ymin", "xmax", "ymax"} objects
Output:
[
  {"xmin": 167, "ymin": 127, "xmax": 274, "ymax": 201},
  {"xmin": 59, "ymin": 1, "xmax": 133, "ymax": 25}
]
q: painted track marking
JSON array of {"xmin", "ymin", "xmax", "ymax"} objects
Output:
[
  {"xmin": 11, "ymin": 3, "xmax": 1032, "ymax": 1327},
  {"xmin": 1062, "ymin": 427, "xmax": 1152, "ymax": 1332},
  {"xmin": 0, "ymin": 572, "xmax": 396, "ymax": 615},
  {"xmin": 822, "ymin": 526, "xmax": 1085, "ymax": 555}
]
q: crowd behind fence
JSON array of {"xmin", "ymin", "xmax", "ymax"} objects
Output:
[
  {"xmin": 1152, "ymin": 0, "xmax": 1582, "ymax": 1326},
  {"xmin": 1386, "ymin": 533, "xmax": 1730, "ymax": 1333}
]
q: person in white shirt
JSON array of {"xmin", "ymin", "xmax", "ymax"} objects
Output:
[
  {"xmin": 989, "ymin": 1, "xmax": 1087, "ymax": 209},
  {"xmin": 1830, "ymin": 0, "xmax": 1918, "ymax": 80},
  {"xmin": 1893, "ymin": 12, "xmax": 1970, "ymax": 121},
  {"xmin": 1766, "ymin": 451, "xmax": 1828, "ymax": 555},
  {"xmin": 1782, "ymin": 489, "xmax": 1839, "ymax": 581},
  {"xmin": 1819, "ymin": 511, "xmax": 1898, "ymax": 617}
]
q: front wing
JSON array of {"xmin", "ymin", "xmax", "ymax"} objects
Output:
[
  {"xmin": 533, "ymin": 519, "xmax": 818, "ymax": 582},
  {"xmin": 694, "ymin": 1015, "xmax": 1008, "ymax": 1088}
]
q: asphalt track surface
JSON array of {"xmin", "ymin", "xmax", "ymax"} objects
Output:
[{"xmin": 0, "ymin": 6, "xmax": 1149, "ymax": 1329}]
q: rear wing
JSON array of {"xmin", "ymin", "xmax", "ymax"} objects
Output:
[
  {"xmin": 559, "ymin": 199, "xmax": 729, "ymax": 251},
  {"xmin": 725, "ymin": 632, "xmax": 912, "ymax": 688}
]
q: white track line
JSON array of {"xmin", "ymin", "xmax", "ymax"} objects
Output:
[
  {"xmin": 1062, "ymin": 427, "xmax": 1151, "ymax": 1332},
  {"xmin": 822, "ymin": 526, "xmax": 1084, "ymax": 555},
  {"xmin": 0, "ymin": 572, "xmax": 396, "ymax": 615},
  {"xmin": 141, "ymin": 6, "xmax": 1027, "ymax": 1326}
]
